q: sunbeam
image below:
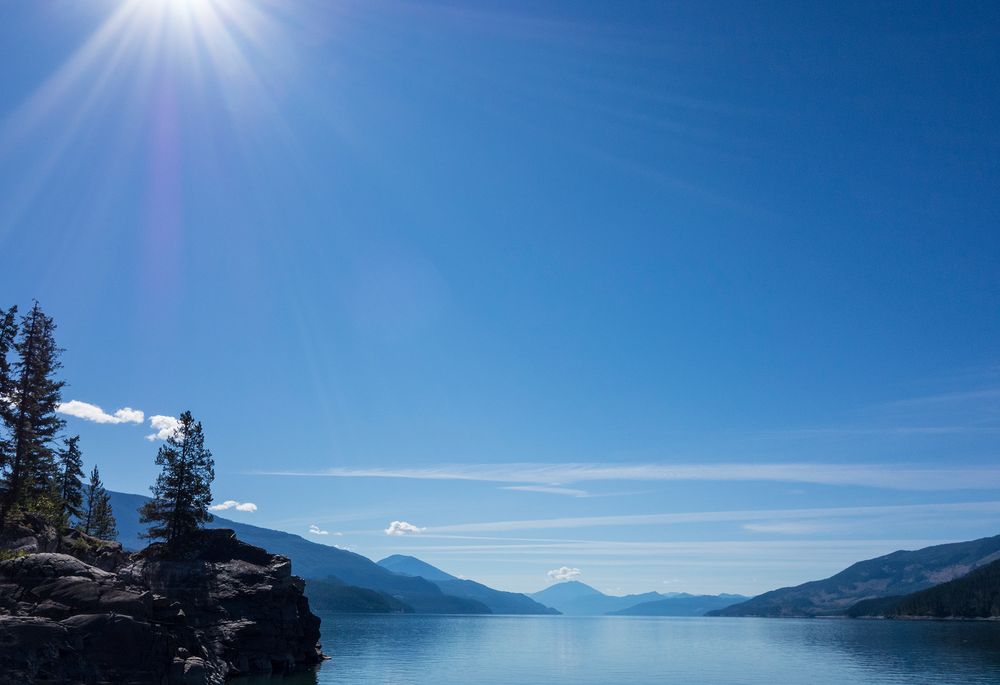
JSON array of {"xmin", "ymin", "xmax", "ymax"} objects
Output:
[{"xmin": 0, "ymin": 0, "xmax": 303, "ymax": 234}]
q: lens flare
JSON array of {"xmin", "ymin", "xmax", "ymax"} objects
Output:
[{"xmin": 0, "ymin": 0, "xmax": 304, "ymax": 290}]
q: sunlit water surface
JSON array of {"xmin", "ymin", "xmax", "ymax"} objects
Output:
[{"xmin": 236, "ymin": 612, "xmax": 1000, "ymax": 685}]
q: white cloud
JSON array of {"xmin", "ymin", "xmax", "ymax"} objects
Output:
[
  {"xmin": 257, "ymin": 462, "xmax": 1000, "ymax": 491},
  {"xmin": 57, "ymin": 400, "xmax": 144, "ymax": 425},
  {"xmin": 308, "ymin": 524, "xmax": 329, "ymax": 536},
  {"xmin": 547, "ymin": 566, "xmax": 582, "ymax": 581},
  {"xmin": 385, "ymin": 520, "xmax": 425, "ymax": 536},
  {"xmin": 209, "ymin": 500, "xmax": 258, "ymax": 513},
  {"xmin": 501, "ymin": 485, "xmax": 589, "ymax": 497},
  {"xmin": 146, "ymin": 415, "xmax": 181, "ymax": 441}
]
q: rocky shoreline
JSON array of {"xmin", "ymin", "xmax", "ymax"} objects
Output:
[{"xmin": 0, "ymin": 522, "xmax": 323, "ymax": 684}]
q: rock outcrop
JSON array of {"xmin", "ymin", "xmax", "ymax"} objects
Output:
[
  {"xmin": 0, "ymin": 528, "xmax": 323, "ymax": 684},
  {"xmin": 0, "ymin": 515, "xmax": 129, "ymax": 571}
]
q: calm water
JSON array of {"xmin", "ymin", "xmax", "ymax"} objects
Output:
[{"xmin": 239, "ymin": 612, "xmax": 1000, "ymax": 685}]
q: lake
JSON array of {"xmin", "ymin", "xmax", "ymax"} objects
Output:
[{"xmin": 239, "ymin": 613, "xmax": 1000, "ymax": 684}]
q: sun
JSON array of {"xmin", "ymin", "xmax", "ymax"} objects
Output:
[{"xmin": 0, "ymin": 0, "xmax": 300, "ymax": 242}]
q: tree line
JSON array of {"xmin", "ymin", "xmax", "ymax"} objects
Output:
[{"xmin": 1, "ymin": 301, "xmax": 216, "ymax": 551}]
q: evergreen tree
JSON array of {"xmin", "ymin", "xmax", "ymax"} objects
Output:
[
  {"xmin": 56, "ymin": 435, "xmax": 85, "ymax": 525},
  {"xmin": 0, "ymin": 302, "xmax": 65, "ymax": 526},
  {"xmin": 91, "ymin": 489, "xmax": 117, "ymax": 541},
  {"xmin": 0, "ymin": 306, "xmax": 18, "ymax": 488},
  {"xmin": 139, "ymin": 411, "xmax": 215, "ymax": 547},
  {"xmin": 81, "ymin": 464, "xmax": 116, "ymax": 539}
]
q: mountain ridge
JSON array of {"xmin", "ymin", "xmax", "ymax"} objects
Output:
[
  {"xmin": 847, "ymin": 557, "xmax": 1000, "ymax": 619},
  {"xmin": 108, "ymin": 491, "xmax": 488, "ymax": 614},
  {"xmin": 608, "ymin": 594, "xmax": 748, "ymax": 616},
  {"xmin": 376, "ymin": 554, "xmax": 559, "ymax": 615},
  {"xmin": 532, "ymin": 581, "xmax": 662, "ymax": 615},
  {"xmin": 377, "ymin": 554, "xmax": 459, "ymax": 582},
  {"xmin": 710, "ymin": 534, "xmax": 1000, "ymax": 617},
  {"xmin": 109, "ymin": 491, "xmax": 550, "ymax": 615}
]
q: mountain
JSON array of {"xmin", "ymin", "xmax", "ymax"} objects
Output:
[
  {"xmin": 378, "ymin": 554, "xmax": 459, "ymax": 582},
  {"xmin": 299, "ymin": 576, "xmax": 414, "ymax": 614},
  {"xmin": 608, "ymin": 594, "xmax": 748, "ymax": 616},
  {"xmin": 710, "ymin": 534, "xmax": 1000, "ymax": 617},
  {"xmin": 377, "ymin": 555, "xmax": 560, "ymax": 615},
  {"xmin": 847, "ymin": 558, "xmax": 1000, "ymax": 619},
  {"xmin": 532, "ymin": 580, "xmax": 602, "ymax": 601},
  {"xmin": 107, "ymin": 491, "xmax": 489, "ymax": 614},
  {"xmin": 531, "ymin": 581, "xmax": 667, "ymax": 616}
]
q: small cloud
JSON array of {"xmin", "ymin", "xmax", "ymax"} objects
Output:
[
  {"xmin": 58, "ymin": 400, "xmax": 144, "ymax": 425},
  {"xmin": 146, "ymin": 415, "xmax": 181, "ymax": 441},
  {"xmin": 385, "ymin": 520, "xmax": 425, "ymax": 536},
  {"xmin": 308, "ymin": 524, "xmax": 329, "ymax": 536},
  {"xmin": 547, "ymin": 566, "xmax": 582, "ymax": 581},
  {"xmin": 501, "ymin": 485, "xmax": 589, "ymax": 497},
  {"xmin": 209, "ymin": 500, "xmax": 258, "ymax": 513}
]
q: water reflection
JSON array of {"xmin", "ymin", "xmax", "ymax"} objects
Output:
[
  {"xmin": 244, "ymin": 613, "xmax": 1000, "ymax": 685},
  {"xmin": 761, "ymin": 618, "xmax": 1000, "ymax": 678}
]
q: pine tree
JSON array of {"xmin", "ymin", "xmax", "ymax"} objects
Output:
[
  {"xmin": 0, "ymin": 306, "xmax": 18, "ymax": 491},
  {"xmin": 91, "ymin": 489, "xmax": 117, "ymax": 541},
  {"xmin": 81, "ymin": 464, "xmax": 116, "ymax": 539},
  {"xmin": 0, "ymin": 302, "xmax": 65, "ymax": 527},
  {"xmin": 56, "ymin": 435, "xmax": 85, "ymax": 526},
  {"xmin": 139, "ymin": 411, "xmax": 215, "ymax": 547}
]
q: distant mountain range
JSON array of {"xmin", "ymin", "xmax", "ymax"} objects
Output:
[
  {"xmin": 376, "ymin": 555, "xmax": 559, "ymax": 615},
  {"xmin": 108, "ymin": 491, "xmax": 548, "ymax": 615},
  {"xmin": 107, "ymin": 491, "xmax": 1000, "ymax": 621},
  {"xmin": 378, "ymin": 554, "xmax": 458, "ymax": 582},
  {"xmin": 530, "ymin": 580, "xmax": 746, "ymax": 616},
  {"xmin": 709, "ymin": 534, "xmax": 1000, "ymax": 617},
  {"xmin": 608, "ymin": 594, "xmax": 748, "ymax": 616}
]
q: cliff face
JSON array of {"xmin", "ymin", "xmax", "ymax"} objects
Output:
[{"xmin": 0, "ymin": 528, "xmax": 323, "ymax": 684}]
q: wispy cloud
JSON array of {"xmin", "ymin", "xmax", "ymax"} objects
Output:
[
  {"xmin": 146, "ymin": 415, "xmax": 180, "ymax": 441},
  {"xmin": 308, "ymin": 524, "xmax": 329, "ymax": 536},
  {"xmin": 770, "ymin": 426, "xmax": 1000, "ymax": 438},
  {"xmin": 406, "ymin": 538, "xmax": 951, "ymax": 564},
  {"xmin": 742, "ymin": 522, "xmax": 843, "ymax": 534},
  {"xmin": 547, "ymin": 566, "xmax": 581, "ymax": 581},
  {"xmin": 501, "ymin": 485, "xmax": 590, "ymax": 497},
  {"xmin": 255, "ymin": 462, "xmax": 1000, "ymax": 491},
  {"xmin": 209, "ymin": 499, "xmax": 257, "ymax": 512},
  {"xmin": 880, "ymin": 387, "xmax": 1000, "ymax": 409},
  {"xmin": 385, "ymin": 520, "xmax": 425, "ymax": 536},
  {"xmin": 57, "ymin": 400, "xmax": 144, "ymax": 425},
  {"xmin": 427, "ymin": 500, "xmax": 1000, "ymax": 534}
]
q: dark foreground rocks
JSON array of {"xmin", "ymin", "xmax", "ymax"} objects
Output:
[{"xmin": 0, "ymin": 528, "xmax": 323, "ymax": 684}]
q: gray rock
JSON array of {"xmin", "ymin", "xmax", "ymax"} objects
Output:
[
  {"xmin": 183, "ymin": 656, "xmax": 208, "ymax": 685},
  {"xmin": 0, "ymin": 615, "xmax": 72, "ymax": 682},
  {"xmin": 0, "ymin": 529, "xmax": 322, "ymax": 684}
]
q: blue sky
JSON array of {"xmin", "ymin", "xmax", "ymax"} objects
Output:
[{"xmin": 1, "ymin": 0, "xmax": 999, "ymax": 595}]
